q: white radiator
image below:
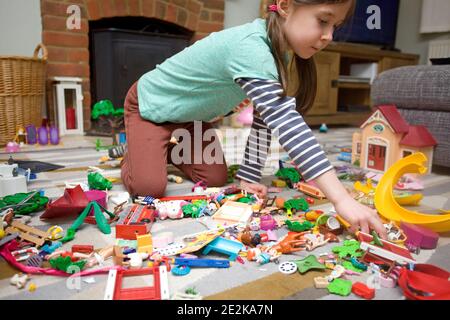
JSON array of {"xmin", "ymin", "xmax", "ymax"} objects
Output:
[{"xmin": 428, "ymin": 39, "xmax": 450, "ymax": 64}]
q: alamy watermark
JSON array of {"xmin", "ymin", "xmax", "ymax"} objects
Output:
[
  {"xmin": 169, "ymin": 121, "xmax": 275, "ymax": 166},
  {"xmin": 367, "ymin": 5, "xmax": 381, "ymax": 30},
  {"xmin": 66, "ymin": 5, "xmax": 81, "ymax": 30}
]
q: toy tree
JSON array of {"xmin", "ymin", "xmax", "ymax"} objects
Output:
[
  {"xmin": 284, "ymin": 198, "xmax": 309, "ymax": 216},
  {"xmin": 275, "ymin": 168, "xmax": 301, "ymax": 187},
  {"xmin": 91, "ymin": 100, "xmax": 124, "ymax": 146}
]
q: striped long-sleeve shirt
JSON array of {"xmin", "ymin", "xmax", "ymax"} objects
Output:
[{"xmin": 235, "ymin": 78, "xmax": 334, "ymax": 183}]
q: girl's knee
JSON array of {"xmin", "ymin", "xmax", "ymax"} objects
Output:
[
  {"xmin": 196, "ymin": 165, "xmax": 228, "ymax": 187},
  {"xmin": 133, "ymin": 181, "xmax": 167, "ymax": 198},
  {"xmin": 122, "ymin": 172, "xmax": 167, "ymax": 198}
]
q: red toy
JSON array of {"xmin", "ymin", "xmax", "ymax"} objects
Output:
[
  {"xmin": 71, "ymin": 245, "xmax": 94, "ymax": 254},
  {"xmin": 41, "ymin": 185, "xmax": 89, "ymax": 219},
  {"xmin": 104, "ymin": 266, "xmax": 169, "ymax": 300},
  {"xmin": 398, "ymin": 264, "xmax": 450, "ymax": 300},
  {"xmin": 357, "ymin": 231, "xmax": 415, "ymax": 265},
  {"xmin": 352, "ymin": 282, "xmax": 375, "ymax": 299},
  {"xmin": 115, "ymin": 204, "xmax": 156, "ymax": 240}
]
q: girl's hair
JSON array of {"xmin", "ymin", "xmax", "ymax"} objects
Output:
[{"xmin": 266, "ymin": 0, "xmax": 356, "ymax": 114}]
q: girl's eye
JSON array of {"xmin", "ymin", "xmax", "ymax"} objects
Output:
[{"xmin": 319, "ymin": 19, "xmax": 329, "ymax": 26}]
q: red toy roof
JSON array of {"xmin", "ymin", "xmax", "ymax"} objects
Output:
[
  {"xmin": 377, "ymin": 105, "xmax": 410, "ymax": 133},
  {"xmin": 400, "ymin": 125, "xmax": 438, "ymax": 148}
]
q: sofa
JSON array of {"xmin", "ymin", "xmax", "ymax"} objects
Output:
[{"xmin": 371, "ymin": 65, "xmax": 450, "ymax": 170}]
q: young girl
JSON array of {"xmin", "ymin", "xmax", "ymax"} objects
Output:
[{"xmin": 121, "ymin": 0, "xmax": 387, "ymax": 237}]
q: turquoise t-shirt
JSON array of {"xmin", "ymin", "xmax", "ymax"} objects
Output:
[{"xmin": 137, "ymin": 18, "xmax": 279, "ymax": 123}]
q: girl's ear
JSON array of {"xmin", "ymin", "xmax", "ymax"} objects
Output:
[{"xmin": 277, "ymin": 0, "xmax": 291, "ymax": 18}]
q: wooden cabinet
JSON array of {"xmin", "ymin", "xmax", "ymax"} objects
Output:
[
  {"xmin": 303, "ymin": 42, "xmax": 419, "ymax": 126},
  {"xmin": 308, "ymin": 51, "xmax": 340, "ymax": 115}
]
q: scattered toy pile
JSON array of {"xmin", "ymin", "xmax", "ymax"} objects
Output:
[{"xmin": 0, "ymin": 152, "xmax": 449, "ymax": 300}]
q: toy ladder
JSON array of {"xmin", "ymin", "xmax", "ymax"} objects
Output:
[{"xmin": 5, "ymin": 221, "xmax": 48, "ymax": 246}]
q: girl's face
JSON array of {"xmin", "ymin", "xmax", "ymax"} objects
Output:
[{"xmin": 279, "ymin": 1, "xmax": 353, "ymax": 59}]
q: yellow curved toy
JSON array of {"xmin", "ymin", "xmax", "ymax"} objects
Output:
[
  {"xmin": 394, "ymin": 193, "xmax": 423, "ymax": 206},
  {"xmin": 374, "ymin": 152, "xmax": 450, "ymax": 233}
]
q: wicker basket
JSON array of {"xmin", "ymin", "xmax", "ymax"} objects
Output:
[{"xmin": 0, "ymin": 44, "xmax": 48, "ymax": 146}]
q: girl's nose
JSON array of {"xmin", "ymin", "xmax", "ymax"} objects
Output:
[{"xmin": 321, "ymin": 30, "xmax": 333, "ymax": 42}]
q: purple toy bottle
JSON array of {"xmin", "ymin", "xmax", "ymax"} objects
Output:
[
  {"xmin": 26, "ymin": 125, "xmax": 37, "ymax": 144},
  {"xmin": 38, "ymin": 126, "xmax": 48, "ymax": 145},
  {"xmin": 49, "ymin": 125, "xmax": 59, "ymax": 145}
]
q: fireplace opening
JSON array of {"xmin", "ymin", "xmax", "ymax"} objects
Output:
[{"xmin": 88, "ymin": 16, "xmax": 194, "ymax": 135}]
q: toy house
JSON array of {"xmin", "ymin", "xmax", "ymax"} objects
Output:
[{"xmin": 352, "ymin": 105, "xmax": 437, "ymax": 173}]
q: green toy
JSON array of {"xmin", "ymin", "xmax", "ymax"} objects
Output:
[
  {"xmin": 182, "ymin": 200, "xmax": 208, "ymax": 218},
  {"xmin": 91, "ymin": 99, "xmax": 124, "ymax": 119},
  {"xmin": 294, "ymin": 255, "xmax": 326, "ymax": 274},
  {"xmin": 0, "ymin": 192, "xmax": 49, "ymax": 215},
  {"xmin": 342, "ymin": 261, "xmax": 364, "ymax": 273},
  {"xmin": 371, "ymin": 230, "xmax": 384, "ymax": 247},
  {"xmin": 61, "ymin": 201, "xmax": 116, "ymax": 243},
  {"xmin": 285, "ymin": 219, "xmax": 314, "ymax": 232},
  {"xmin": 227, "ymin": 164, "xmax": 240, "ymax": 183},
  {"xmin": 275, "ymin": 168, "xmax": 301, "ymax": 184},
  {"xmin": 91, "ymin": 100, "xmax": 125, "ymax": 146},
  {"xmin": 332, "ymin": 240, "xmax": 363, "ymax": 259},
  {"xmin": 49, "ymin": 256, "xmax": 86, "ymax": 273},
  {"xmin": 327, "ymin": 278, "xmax": 352, "ymax": 296},
  {"xmin": 88, "ymin": 172, "xmax": 113, "ymax": 190},
  {"xmin": 284, "ymin": 198, "xmax": 309, "ymax": 216},
  {"xmin": 350, "ymin": 257, "xmax": 368, "ymax": 271},
  {"xmin": 237, "ymin": 196, "xmax": 253, "ymax": 204}
]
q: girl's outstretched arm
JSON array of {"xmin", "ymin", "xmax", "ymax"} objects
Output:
[{"xmin": 236, "ymin": 77, "xmax": 387, "ymax": 238}]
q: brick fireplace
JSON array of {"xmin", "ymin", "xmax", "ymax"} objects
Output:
[{"xmin": 40, "ymin": 0, "xmax": 225, "ymax": 131}]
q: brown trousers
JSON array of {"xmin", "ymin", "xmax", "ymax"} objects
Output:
[{"xmin": 121, "ymin": 82, "xmax": 228, "ymax": 197}]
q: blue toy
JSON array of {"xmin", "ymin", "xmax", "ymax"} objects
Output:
[
  {"xmin": 172, "ymin": 265, "xmax": 191, "ymax": 276},
  {"xmin": 39, "ymin": 241, "xmax": 62, "ymax": 256},
  {"xmin": 202, "ymin": 237, "xmax": 244, "ymax": 261},
  {"xmin": 174, "ymin": 258, "xmax": 230, "ymax": 268},
  {"xmin": 337, "ymin": 151, "xmax": 352, "ymax": 163},
  {"xmin": 319, "ymin": 123, "xmax": 328, "ymax": 133}
]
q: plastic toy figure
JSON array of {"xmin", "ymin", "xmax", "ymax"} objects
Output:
[
  {"xmin": 154, "ymin": 200, "xmax": 185, "ymax": 220},
  {"xmin": 273, "ymin": 232, "xmax": 307, "ymax": 254},
  {"xmin": 14, "ymin": 126, "xmax": 27, "ymax": 145}
]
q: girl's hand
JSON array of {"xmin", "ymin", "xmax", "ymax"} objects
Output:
[
  {"xmin": 334, "ymin": 195, "xmax": 387, "ymax": 239},
  {"xmin": 239, "ymin": 179, "xmax": 268, "ymax": 199}
]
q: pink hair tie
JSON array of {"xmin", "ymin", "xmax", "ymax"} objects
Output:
[{"xmin": 268, "ymin": 4, "xmax": 278, "ymax": 13}]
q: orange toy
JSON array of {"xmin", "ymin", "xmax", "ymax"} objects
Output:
[{"xmin": 272, "ymin": 231, "xmax": 307, "ymax": 254}]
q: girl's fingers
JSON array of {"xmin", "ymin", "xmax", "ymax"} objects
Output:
[
  {"xmin": 370, "ymin": 217, "xmax": 388, "ymax": 239},
  {"xmin": 360, "ymin": 221, "xmax": 369, "ymax": 234}
]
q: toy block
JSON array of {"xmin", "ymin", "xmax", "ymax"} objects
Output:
[
  {"xmin": 137, "ymin": 234, "xmax": 153, "ymax": 255},
  {"xmin": 400, "ymin": 222, "xmax": 439, "ymax": 249},
  {"xmin": 314, "ymin": 276, "xmax": 330, "ymax": 289}
]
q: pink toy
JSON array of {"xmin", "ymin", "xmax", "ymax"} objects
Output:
[
  {"xmin": 236, "ymin": 106, "xmax": 254, "ymax": 126},
  {"xmin": 154, "ymin": 200, "xmax": 185, "ymax": 220},
  {"xmin": 5, "ymin": 142, "xmax": 20, "ymax": 153},
  {"xmin": 400, "ymin": 222, "xmax": 439, "ymax": 249},
  {"xmin": 192, "ymin": 180, "xmax": 207, "ymax": 193},
  {"xmin": 85, "ymin": 190, "xmax": 107, "ymax": 216},
  {"xmin": 394, "ymin": 174, "xmax": 424, "ymax": 191},
  {"xmin": 260, "ymin": 214, "xmax": 277, "ymax": 231}
]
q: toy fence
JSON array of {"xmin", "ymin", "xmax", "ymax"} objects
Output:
[{"xmin": 0, "ymin": 44, "xmax": 47, "ymax": 146}]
